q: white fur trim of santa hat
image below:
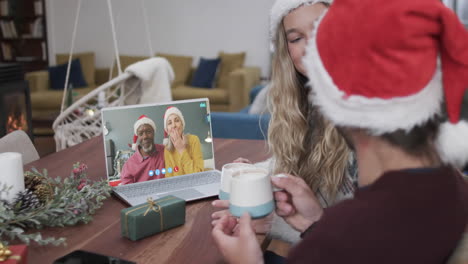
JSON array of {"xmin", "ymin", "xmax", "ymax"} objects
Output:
[
  {"xmin": 270, "ymin": 0, "xmax": 332, "ymax": 52},
  {"xmin": 133, "ymin": 115, "xmax": 156, "ymax": 135},
  {"xmin": 164, "ymin": 107, "xmax": 185, "ymax": 132}
]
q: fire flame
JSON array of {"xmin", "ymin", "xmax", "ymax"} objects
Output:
[{"xmin": 6, "ymin": 112, "xmax": 27, "ymax": 133}]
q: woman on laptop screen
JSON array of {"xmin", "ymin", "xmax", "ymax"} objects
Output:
[{"xmin": 163, "ymin": 106, "xmax": 204, "ymax": 177}]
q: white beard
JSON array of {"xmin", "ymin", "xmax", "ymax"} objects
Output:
[{"xmin": 139, "ymin": 139, "xmax": 154, "ymax": 153}]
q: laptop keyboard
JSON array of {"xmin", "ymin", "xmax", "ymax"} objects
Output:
[
  {"xmin": 164, "ymin": 189, "xmax": 205, "ymax": 200},
  {"xmin": 114, "ymin": 170, "xmax": 220, "ymax": 199}
]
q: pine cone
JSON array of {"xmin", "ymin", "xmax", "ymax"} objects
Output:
[
  {"xmin": 13, "ymin": 189, "xmax": 41, "ymax": 212},
  {"xmin": 33, "ymin": 184, "xmax": 53, "ymax": 204},
  {"xmin": 24, "ymin": 174, "xmax": 43, "ymax": 191}
]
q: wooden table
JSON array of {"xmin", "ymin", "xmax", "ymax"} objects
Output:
[{"xmin": 25, "ymin": 137, "xmax": 271, "ymax": 264}]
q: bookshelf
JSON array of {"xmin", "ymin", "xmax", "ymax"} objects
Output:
[{"xmin": 0, "ymin": 0, "xmax": 48, "ymax": 72}]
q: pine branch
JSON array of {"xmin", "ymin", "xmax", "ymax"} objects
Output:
[{"xmin": 0, "ymin": 162, "xmax": 112, "ymax": 246}]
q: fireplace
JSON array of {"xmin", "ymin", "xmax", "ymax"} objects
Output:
[{"xmin": 0, "ymin": 63, "xmax": 33, "ymax": 139}]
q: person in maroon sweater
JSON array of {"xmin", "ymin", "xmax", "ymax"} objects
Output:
[
  {"xmin": 121, "ymin": 115, "xmax": 165, "ymax": 184},
  {"xmin": 211, "ymin": 0, "xmax": 468, "ymax": 263}
]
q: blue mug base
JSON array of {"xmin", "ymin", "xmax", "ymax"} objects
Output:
[
  {"xmin": 229, "ymin": 200, "xmax": 274, "ymax": 219},
  {"xmin": 219, "ymin": 190, "xmax": 230, "ymax": 200}
]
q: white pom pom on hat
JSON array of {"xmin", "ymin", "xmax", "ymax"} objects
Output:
[{"xmin": 436, "ymin": 120, "xmax": 468, "ymax": 168}]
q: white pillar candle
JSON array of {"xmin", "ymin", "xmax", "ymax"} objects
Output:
[{"xmin": 0, "ymin": 152, "xmax": 25, "ymax": 203}]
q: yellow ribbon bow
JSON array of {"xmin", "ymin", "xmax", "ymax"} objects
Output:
[
  {"xmin": 144, "ymin": 197, "xmax": 161, "ymax": 216},
  {"xmin": 124, "ymin": 196, "xmax": 176, "ymax": 237},
  {"xmin": 0, "ymin": 243, "xmax": 21, "ymax": 262}
]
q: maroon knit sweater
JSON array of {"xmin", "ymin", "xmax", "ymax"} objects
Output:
[{"xmin": 287, "ymin": 166, "xmax": 468, "ymax": 264}]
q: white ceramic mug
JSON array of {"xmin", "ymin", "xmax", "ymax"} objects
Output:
[
  {"xmin": 219, "ymin": 163, "xmax": 255, "ymax": 200},
  {"xmin": 229, "ymin": 167, "xmax": 276, "ymax": 219}
]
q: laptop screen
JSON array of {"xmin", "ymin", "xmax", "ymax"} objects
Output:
[{"xmin": 101, "ymin": 98, "xmax": 215, "ymax": 186}]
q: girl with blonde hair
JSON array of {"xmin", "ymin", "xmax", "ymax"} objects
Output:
[
  {"xmin": 268, "ymin": 0, "xmax": 354, "ymax": 205},
  {"xmin": 212, "ymin": 0, "xmax": 357, "ymax": 243},
  {"xmin": 163, "ymin": 106, "xmax": 204, "ymax": 178}
]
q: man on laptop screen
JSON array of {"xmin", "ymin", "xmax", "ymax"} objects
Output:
[{"xmin": 120, "ymin": 115, "xmax": 165, "ymax": 184}]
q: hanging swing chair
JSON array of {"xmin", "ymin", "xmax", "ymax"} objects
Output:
[{"xmin": 52, "ymin": 0, "xmax": 172, "ymax": 151}]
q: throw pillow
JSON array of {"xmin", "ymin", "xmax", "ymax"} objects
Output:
[
  {"xmin": 56, "ymin": 52, "xmax": 95, "ymax": 86},
  {"xmin": 216, "ymin": 51, "xmax": 246, "ymax": 88},
  {"xmin": 48, "ymin": 59, "xmax": 88, "ymax": 90},
  {"xmin": 190, "ymin": 57, "xmax": 221, "ymax": 88},
  {"xmin": 156, "ymin": 53, "xmax": 193, "ymax": 87}
]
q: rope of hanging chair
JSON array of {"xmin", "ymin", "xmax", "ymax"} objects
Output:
[
  {"xmin": 107, "ymin": 9, "xmax": 121, "ymax": 82},
  {"xmin": 141, "ymin": 0, "xmax": 154, "ymax": 57},
  {"xmin": 107, "ymin": 0, "xmax": 123, "ymax": 75},
  {"xmin": 53, "ymin": 1, "xmax": 160, "ymax": 151},
  {"xmin": 60, "ymin": 0, "xmax": 82, "ymax": 114},
  {"xmin": 60, "ymin": 0, "xmax": 124, "ymax": 114}
]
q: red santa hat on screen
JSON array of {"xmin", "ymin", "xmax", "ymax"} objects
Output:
[
  {"xmin": 131, "ymin": 115, "xmax": 156, "ymax": 151},
  {"xmin": 269, "ymin": 0, "xmax": 332, "ymax": 52},
  {"xmin": 163, "ymin": 106, "xmax": 185, "ymax": 145},
  {"xmin": 303, "ymin": 0, "xmax": 468, "ymax": 167}
]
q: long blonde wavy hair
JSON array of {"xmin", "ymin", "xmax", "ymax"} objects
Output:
[{"xmin": 267, "ymin": 19, "xmax": 351, "ymax": 201}]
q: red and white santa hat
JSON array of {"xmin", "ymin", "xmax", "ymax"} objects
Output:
[
  {"xmin": 269, "ymin": 0, "xmax": 332, "ymax": 51},
  {"xmin": 304, "ymin": 0, "xmax": 468, "ymax": 167},
  {"xmin": 131, "ymin": 115, "xmax": 156, "ymax": 151},
  {"xmin": 163, "ymin": 106, "xmax": 185, "ymax": 145}
]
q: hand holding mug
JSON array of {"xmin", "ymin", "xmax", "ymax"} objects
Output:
[
  {"xmin": 212, "ymin": 213, "xmax": 263, "ymax": 264},
  {"xmin": 272, "ymin": 174, "xmax": 324, "ymax": 232},
  {"xmin": 211, "ymin": 199, "xmax": 274, "ymax": 234}
]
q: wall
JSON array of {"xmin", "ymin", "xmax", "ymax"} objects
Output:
[
  {"xmin": 45, "ymin": 0, "xmax": 274, "ymax": 77},
  {"xmin": 442, "ymin": 0, "xmax": 468, "ymax": 26}
]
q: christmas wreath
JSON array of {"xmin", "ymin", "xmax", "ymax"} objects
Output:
[{"xmin": 0, "ymin": 162, "xmax": 112, "ymax": 246}]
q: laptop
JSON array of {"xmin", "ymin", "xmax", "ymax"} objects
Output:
[{"xmin": 101, "ymin": 98, "xmax": 221, "ymax": 206}]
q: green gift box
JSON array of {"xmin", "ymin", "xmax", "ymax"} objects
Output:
[{"xmin": 121, "ymin": 195, "xmax": 186, "ymax": 241}]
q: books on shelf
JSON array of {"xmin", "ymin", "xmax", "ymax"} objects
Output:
[
  {"xmin": 1, "ymin": 42, "xmax": 13, "ymax": 60},
  {"xmin": 16, "ymin": 56, "xmax": 39, "ymax": 62},
  {"xmin": 0, "ymin": 20, "xmax": 18, "ymax": 38},
  {"xmin": 0, "ymin": 0, "xmax": 8, "ymax": 16},
  {"xmin": 12, "ymin": 21, "xmax": 17, "ymax": 37},
  {"xmin": 41, "ymin": 41, "xmax": 46, "ymax": 60},
  {"xmin": 34, "ymin": 1, "xmax": 43, "ymax": 16},
  {"xmin": 31, "ymin": 18, "xmax": 43, "ymax": 38},
  {"xmin": 0, "ymin": 0, "xmax": 48, "ymax": 70}
]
